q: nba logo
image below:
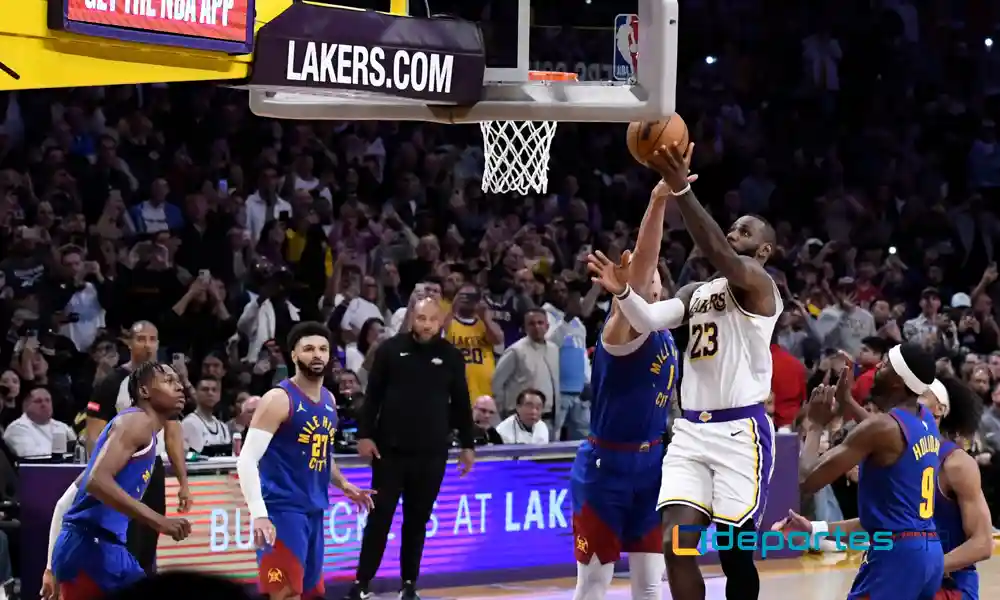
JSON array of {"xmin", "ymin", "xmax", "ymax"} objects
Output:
[{"xmin": 613, "ymin": 14, "xmax": 639, "ymax": 82}]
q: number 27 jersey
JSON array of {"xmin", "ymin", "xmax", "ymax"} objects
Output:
[
  {"xmin": 680, "ymin": 277, "xmax": 782, "ymax": 412},
  {"xmin": 259, "ymin": 379, "xmax": 338, "ymax": 514}
]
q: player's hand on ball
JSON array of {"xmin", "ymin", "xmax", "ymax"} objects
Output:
[
  {"xmin": 41, "ymin": 568, "xmax": 59, "ymax": 600},
  {"xmin": 649, "ymin": 142, "xmax": 696, "ymax": 193},
  {"xmin": 158, "ymin": 516, "xmax": 192, "ymax": 542},
  {"xmin": 252, "ymin": 517, "xmax": 277, "ymax": 548},
  {"xmin": 770, "ymin": 509, "xmax": 812, "ymax": 535},
  {"xmin": 586, "ymin": 250, "xmax": 630, "ymax": 296},
  {"xmin": 342, "ymin": 482, "xmax": 376, "ymax": 511}
]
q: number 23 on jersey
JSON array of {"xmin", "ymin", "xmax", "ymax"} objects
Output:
[{"xmin": 689, "ymin": 321, "xmax": 719, "ymax": 360}]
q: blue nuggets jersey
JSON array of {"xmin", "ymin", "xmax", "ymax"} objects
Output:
[
  {"xmin": 936, "ymin": 439, "xmax": 979, "ymax": 598},
  {"xmin": 858, "ymin": 406, "xmax": 941, "ymax": 532},
  {"xmin": 590, "ymin": 330, "xmax": 678, "ymax": 443},
  {"xmin": 259, "ymin": 380, "xmax": 338, "ymax": 513},
  {"xmin": 63, "ymin": 408, "xmax": 157, "ymax": 543},
  {"xmin": 569, "ymin": 329, "xmax": 679, "ymax": 565},
  {"xmin": 848, "ymin": 406, "xmax": 944, "ymax": 600}
]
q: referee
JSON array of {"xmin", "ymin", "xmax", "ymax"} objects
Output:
[
  {"xmin": 344, "ymin": 297, "xmax": 475, "ymax": 600},
  {"xmin": 85, "ymin": 321, "xmax": 191, "ymax": 574}
]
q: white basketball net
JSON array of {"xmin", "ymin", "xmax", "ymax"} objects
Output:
[{"xmin": 479, "ymin": 120, "xmax": 558, "ymax": 195}]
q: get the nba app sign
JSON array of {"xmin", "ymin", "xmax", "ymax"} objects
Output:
[
  {"xmin": 64, "ymin": 0, "xmax": 252, "ymax": 44},
  {"xmin": 613, "ymin": 14, "xmax": 639, "ymax": 81}
]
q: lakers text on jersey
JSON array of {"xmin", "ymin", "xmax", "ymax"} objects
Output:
[
  {"xmin": 680, "ymin": 277, "xmax": 781, "ymax": 412},
  {"xmin": 447, "ymin": 317, "xmax": 496, "ymax": 400}
]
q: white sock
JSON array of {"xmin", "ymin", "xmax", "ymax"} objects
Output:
[
  {"xmin": 572, "ymin": 556, "xmax": 616, "ymax": 600},
  {"xmin": 628, "ymin": 552, "xmax": 665, "ymax": 600}
]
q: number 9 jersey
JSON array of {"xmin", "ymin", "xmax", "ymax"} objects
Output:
[
  {"xmin": 680, "ymin": 277, "xmax": 782, "ymax": 412},
  {"xmin": 848, "ymin": 406, "xmax": 943, "ymax": 600}
]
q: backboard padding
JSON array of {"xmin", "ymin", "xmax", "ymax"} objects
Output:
[{"xmin": 247, "ymin": 0, "xmax": 678, "ymax": 123}]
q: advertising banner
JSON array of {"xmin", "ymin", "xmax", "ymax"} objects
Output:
[
  {"xmin": 249, "ymin": 3, "xmax": 485, "ymax": 105},
  {"xmin": 20, "ymin": 435, "xmax": 798, "ymax": 597}
]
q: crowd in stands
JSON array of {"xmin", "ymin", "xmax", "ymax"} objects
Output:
[{"xmin": 0, "ymin": 2, "xmax": 999, "ymax": 587}]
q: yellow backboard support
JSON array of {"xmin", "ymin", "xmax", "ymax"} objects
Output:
[{"xmin": 0, "ymin": 0, "xmax": 295, "ymax": 91}]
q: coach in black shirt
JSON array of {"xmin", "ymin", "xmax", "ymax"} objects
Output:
[
  {"xmin": 85, "ymin": 321, "xmax": 191, "ymax": 575},
  {"xmin": 345, "ymin": 297, "xmax": 475, "ymax": 600}
]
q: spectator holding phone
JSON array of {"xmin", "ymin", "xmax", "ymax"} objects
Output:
[
  {"xmin": 50, "ymin": 245, "xmax": 111, "ymax": 353},
  {"xmin": 445, "ymin": 283, "xmax": 504, "ymax": 403},
  {"xmin": 341, "ymin": 275, "xmax": 387, "ymax": 336},
  {"xmin": 814, "ymin": 276, "xmax": 876, "ymax": 357},
  {"xmin": 245, "ymin": 166, "xmax": 292, "ymax": 244},
  {"xmin": 162, "ymin": 272, "xmax": 236, "ymax": 367}
]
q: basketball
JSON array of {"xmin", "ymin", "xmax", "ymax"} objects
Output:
[{"xmin": 626, "ymin": 115, "xmax": 689, "ymax": 166}]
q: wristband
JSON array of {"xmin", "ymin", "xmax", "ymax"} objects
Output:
[
  {"xmin": 810, "ymin": 520, "xmax": 829, "ymax": 537},
  {"xmin": 670, "ymin": 183, "xmax": 692, "ymax": 196},
  {"xmin": 615, "ymin": 284, "xmax": 632, "ymax": 301}
]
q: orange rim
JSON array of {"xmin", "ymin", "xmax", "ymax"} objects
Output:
[{"xmin": 528, "ymin": 71, "xmax": 579, "ymax": 82}]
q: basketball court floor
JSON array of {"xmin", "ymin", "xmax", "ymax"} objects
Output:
[{"xmin": 414, "ymin": 550, "xmax": 1000, "ymax": 600}]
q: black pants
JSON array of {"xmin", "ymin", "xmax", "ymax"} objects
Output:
[
  {"xmin": 355, "ymin": 452, "xmax": 447, "ymax": 585},
  {"xmin": 126, "ymin": 457, "xmax": 165, "ymax": 575}
]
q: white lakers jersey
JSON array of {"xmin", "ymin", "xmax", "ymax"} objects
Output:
[{"xmin": 680, "ymin": 277, "xmax": 782, "ymax": 411}]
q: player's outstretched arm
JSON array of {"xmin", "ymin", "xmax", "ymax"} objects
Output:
[
  {"xmin": 236, "ymin": 388, "xmax": 289, "ymax": 523},
  {"xmin": 617, "ymin": 280, "xmax": 701, "ymax": 334},
  {"xmin": 46, "ymin": 473, "xmax": 83, "ymax": 570},
  {"xmin": 649, "ymin": 143, "xmax": 774, "ymax": 302},
  {"xmin": 629, "ymin": 181, "xmax": 672, "ymax": 298},
  {"xmin": 798, "ymin": 385, "xmax": 900, "ymax": 493},
  {"xmin": 85, "ymin": 416, "xmax": 170, "ymax": 530},
  {"xmin": 771, "ymin": 510, "xmax": 865, "ymax": 538},
  {"xmin": 588, "ymin": 251, "xmax": 700, "ymax": 334},
  {"xmin": 598, "ymin": 182, "xmax": 673, "ymax": 348},
  {"xmin": 942, "ymin": 450, "xmax": 994, "ymax": 572},
  {"xmin": 799, "ymin": 415, "xmax": 898, "ymax": 493}
]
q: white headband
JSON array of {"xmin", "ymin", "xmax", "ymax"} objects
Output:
[
  {"xmin": 928, "ymin": 379, "xmax": 950, "ymax": 416},
  {"xmin": 888, "ymin": 345, "xmax": 930, "ymax": 395}
]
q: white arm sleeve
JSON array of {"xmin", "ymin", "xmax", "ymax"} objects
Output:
[
  {"xmin": 236, "ymin": 428, "xmax": 275, "ymax": 521},
  {"xmin": 617, "ymin": 287, "xmax": 687, "ymax": 333},
  {"xmin": 47, "ymin": 482, "xmax": 78, "ymax": 569}
]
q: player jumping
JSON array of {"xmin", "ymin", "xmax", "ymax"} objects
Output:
[
  {"xmin": 798, "ymin": 343, "xmax": 946, "ymax": 599},
  {"xmin": 778, "ymin": 374, "xmax": 991, "ymax": 600},
  {"xmin": 570, "ymin": 180, "xmax": 680, "ymax": 600},
  {"xmin": 589, "ymin": 141, "xmax": 780, "ymax": 599},
  {"xmin": 42, "ymin": 362, "xmax": 191, "ymax": 600},
  {"xmin": 237, "ymin": 322, "xmax": 374, "ymax": 600}
]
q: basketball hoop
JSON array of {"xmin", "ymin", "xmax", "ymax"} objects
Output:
[{"xmin": 479, "ymin": 71, "xmax": 578, "ymax": 195}]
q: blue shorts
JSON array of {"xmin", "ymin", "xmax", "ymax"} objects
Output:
[
  {"xmin": 848, "ymin": 536, "xmax": 943, "ymax": 600},
  {"xmin": 257, "ymin": 510, "xmax": 326, "ymax": 598},
  {"xmin": 570, "ymin": 441, "xmax": 663, "ymax": 564},
  {"xmin": 52, "ymin": 526, "xmax": 145, "ymax": 598}
]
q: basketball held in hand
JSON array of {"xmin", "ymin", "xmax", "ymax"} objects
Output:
[{"xmin": 626, "ymin": 115, "xmax": 689, "ymax": 166}]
